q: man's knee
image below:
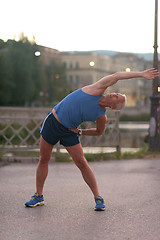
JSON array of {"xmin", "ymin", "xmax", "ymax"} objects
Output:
[
  {"xmin": 39, "ymin": 155, "xmax": 50, "ymax": 165},
  {"xmin": 74, "ymin": 156, "xmax": 88, "ymax": 170}
]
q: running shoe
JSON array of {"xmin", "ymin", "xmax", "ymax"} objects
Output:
[
  {"xmin": 25, "ymin": 193, "xmax": 44, "ymax": 207},
  {"xmin": 94, "ymin": 196, "xmax": 105, "ymax": 211}
]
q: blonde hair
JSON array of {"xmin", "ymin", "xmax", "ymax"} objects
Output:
[{"xmin": 115, "ymin": 94, "xmax": 127, "ymax": 110}]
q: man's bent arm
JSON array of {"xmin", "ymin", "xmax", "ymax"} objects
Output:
[{"xmin": 81, "ymin": 115, "xmax": 107, "ymax": 136}]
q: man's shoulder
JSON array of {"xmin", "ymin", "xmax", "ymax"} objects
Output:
[{"xmin": 81, "ymin": 85, "xmax": 103, "ymax": 96}]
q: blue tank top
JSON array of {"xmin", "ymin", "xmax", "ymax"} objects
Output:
[{"xmin": 54, "ymin": 89, "xmax": 106, "ymax": 128}]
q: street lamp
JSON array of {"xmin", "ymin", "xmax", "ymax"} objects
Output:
[
  {"xmin": 125, "ymin": 68, "xmax": 131, "ymax": 72},
  {"xmin": 89, "ymin": 61, "xmax": 95, "ymax": 67},
  {"xmin": 149, "ymin": 0, "xmax": 160, "ymax": 151},
  {"xmin": 35, "ymin": 51, "xmax": 41, "ymax": 57}
]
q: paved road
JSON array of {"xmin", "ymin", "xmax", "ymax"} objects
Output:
[{"xmin": 0, "ymin": 159, "xmax": 160, "ymax": 240}]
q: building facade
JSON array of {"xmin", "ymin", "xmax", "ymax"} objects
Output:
[
  {"xmin": 61, "ymin": 52, "xmax": 112, "ymax": 90},
  {"xmin": 39, "ymin": 45, "xmax": 61, "ymax": 66},
  {"xmin": 108, "ymin": 53, "xmax": 152, "ymax": 108},
  {"xmin": 61, "ymin": 52, "xmax": 152, "ymax": 108},
  {"xmin": 39, "ymin": 46, "xmax": 152, "ymax": 108}
]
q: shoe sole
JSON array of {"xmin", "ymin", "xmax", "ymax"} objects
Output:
[
  {"xmin": 94, "ymin": 207, "xmax": 105, "ymax": 211},
  {"xmin": 25, "ymin": 202, "xmax": 44, "ymax": 208}
]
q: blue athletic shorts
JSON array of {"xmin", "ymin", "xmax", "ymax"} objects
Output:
[{"xmin": 40, "ymin": 112, "xmax": 80, "ymax": 147}]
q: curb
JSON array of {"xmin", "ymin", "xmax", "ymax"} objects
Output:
[{"xmin": 1, "ymin": 156, "xmax": 55, "ymax": 164}]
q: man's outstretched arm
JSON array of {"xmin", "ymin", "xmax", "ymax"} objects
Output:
[
  {"xmin": 97, "ymin": 68, "xmax": 159, "ymax": 90},
  {"xmin": 83, "ymin": 68, "xmax": 159, "ymax": 95}
]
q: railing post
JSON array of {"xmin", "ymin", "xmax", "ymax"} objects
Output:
[{"xmin": 115, "ymin": 111, "xmax": 121, "ymax": 152}]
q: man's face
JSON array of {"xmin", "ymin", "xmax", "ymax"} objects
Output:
[{"xmin": 105, "ymin": 93, "xmax": 125, "ymax": 109}]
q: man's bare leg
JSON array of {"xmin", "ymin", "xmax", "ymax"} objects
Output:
[
  {"xmin": 65, "ymin": 143, "xmax": 99, "ymax": 197},
  {"xmin": 36, "ymin": 136, "xmax": 53, "ymax": 196}
]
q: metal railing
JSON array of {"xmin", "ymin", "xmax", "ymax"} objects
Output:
[{"xmin": 0, "ymin": 107, "xmax": 120, "ymax": 154}]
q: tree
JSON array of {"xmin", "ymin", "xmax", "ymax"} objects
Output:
[
  {"xmin": 0, "ymin": 39, "xmax": 7, "ymax": 49},
  {"xmin": 0, "ymin": 36, "xmax": 42, "ymax": 106},
  {"xmin": 0, "ymin": 50, "xmax": 13, "ymax": 105},
  {"xmin": 6, "ymin": 37, "xmax": 42, "ymax": 105},
  {"xmin": 45, "ymin": 59, "xmax": 69, "ymax": 104},
  {"xmin": 0, "ymin": 35, "xmax": 69, "ymax": 106}
]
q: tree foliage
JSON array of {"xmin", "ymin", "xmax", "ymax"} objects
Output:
[
  {"xmin": 45, "ymin": 59, "xmax": 69, "ymax": 104},
  {"xmin": 0, "ymin": 35, "xmax": 69, "ymax": 106},
  {"xmin": 0, "ymin": 36, "xmax": 42, "ymax": 106},
  {"xmin": 0, "ymin": 51, "xmax": 12, "ymax": 105}
]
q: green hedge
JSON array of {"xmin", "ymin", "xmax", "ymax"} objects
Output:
[{"xmin": 120, "ymin": 113, "xmax": 150, "ymax": 122}]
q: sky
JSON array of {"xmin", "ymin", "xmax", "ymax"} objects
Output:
[{"xmin": 0, "ymin": 0, "xmax": 159, "ymax": 53}]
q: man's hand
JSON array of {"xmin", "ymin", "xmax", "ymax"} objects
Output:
[{"xmin": 142, "ymin": 68, "xmax": 159, "ymax": 80}]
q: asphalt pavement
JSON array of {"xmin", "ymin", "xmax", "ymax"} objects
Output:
[{"xmin": 0, "ymin": 158, "xmax": 160, "ymax": 240}]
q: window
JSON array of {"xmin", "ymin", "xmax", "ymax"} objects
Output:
[
  {"xmin": 76, "ymin": 75, "xmax": 79, "ymax": 86},
  {"xmin": 76, "ymin": 61, "xmax": 79, "ymax": 69},
  {"xmin": 63, "ymin": 62, "xmax": 67, "ymax": 69},
  {"xmin": 70, "ymin": 62, "xmax": 73, "ymax": 69},
  {"xmin": 69, "ymin": 75, "xmax": 73, "ymax": 85}
]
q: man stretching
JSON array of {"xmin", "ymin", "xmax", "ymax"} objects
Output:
[{"xmin": 25, "ymin": 68, "xmax": 159, "ymax": 210}]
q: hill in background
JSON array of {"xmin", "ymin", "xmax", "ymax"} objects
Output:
[{"xmin": 64, "ymin": 50, "xmax": 160, "ymax": 62}]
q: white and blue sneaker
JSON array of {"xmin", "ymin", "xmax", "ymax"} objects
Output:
[
  {"xmin": 94, "ymin": 196, "xmax": 105, "ymax": 211},
  {"xmin": 25, "ymin": 193, "xmax": 44, "ymax": 207}
]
